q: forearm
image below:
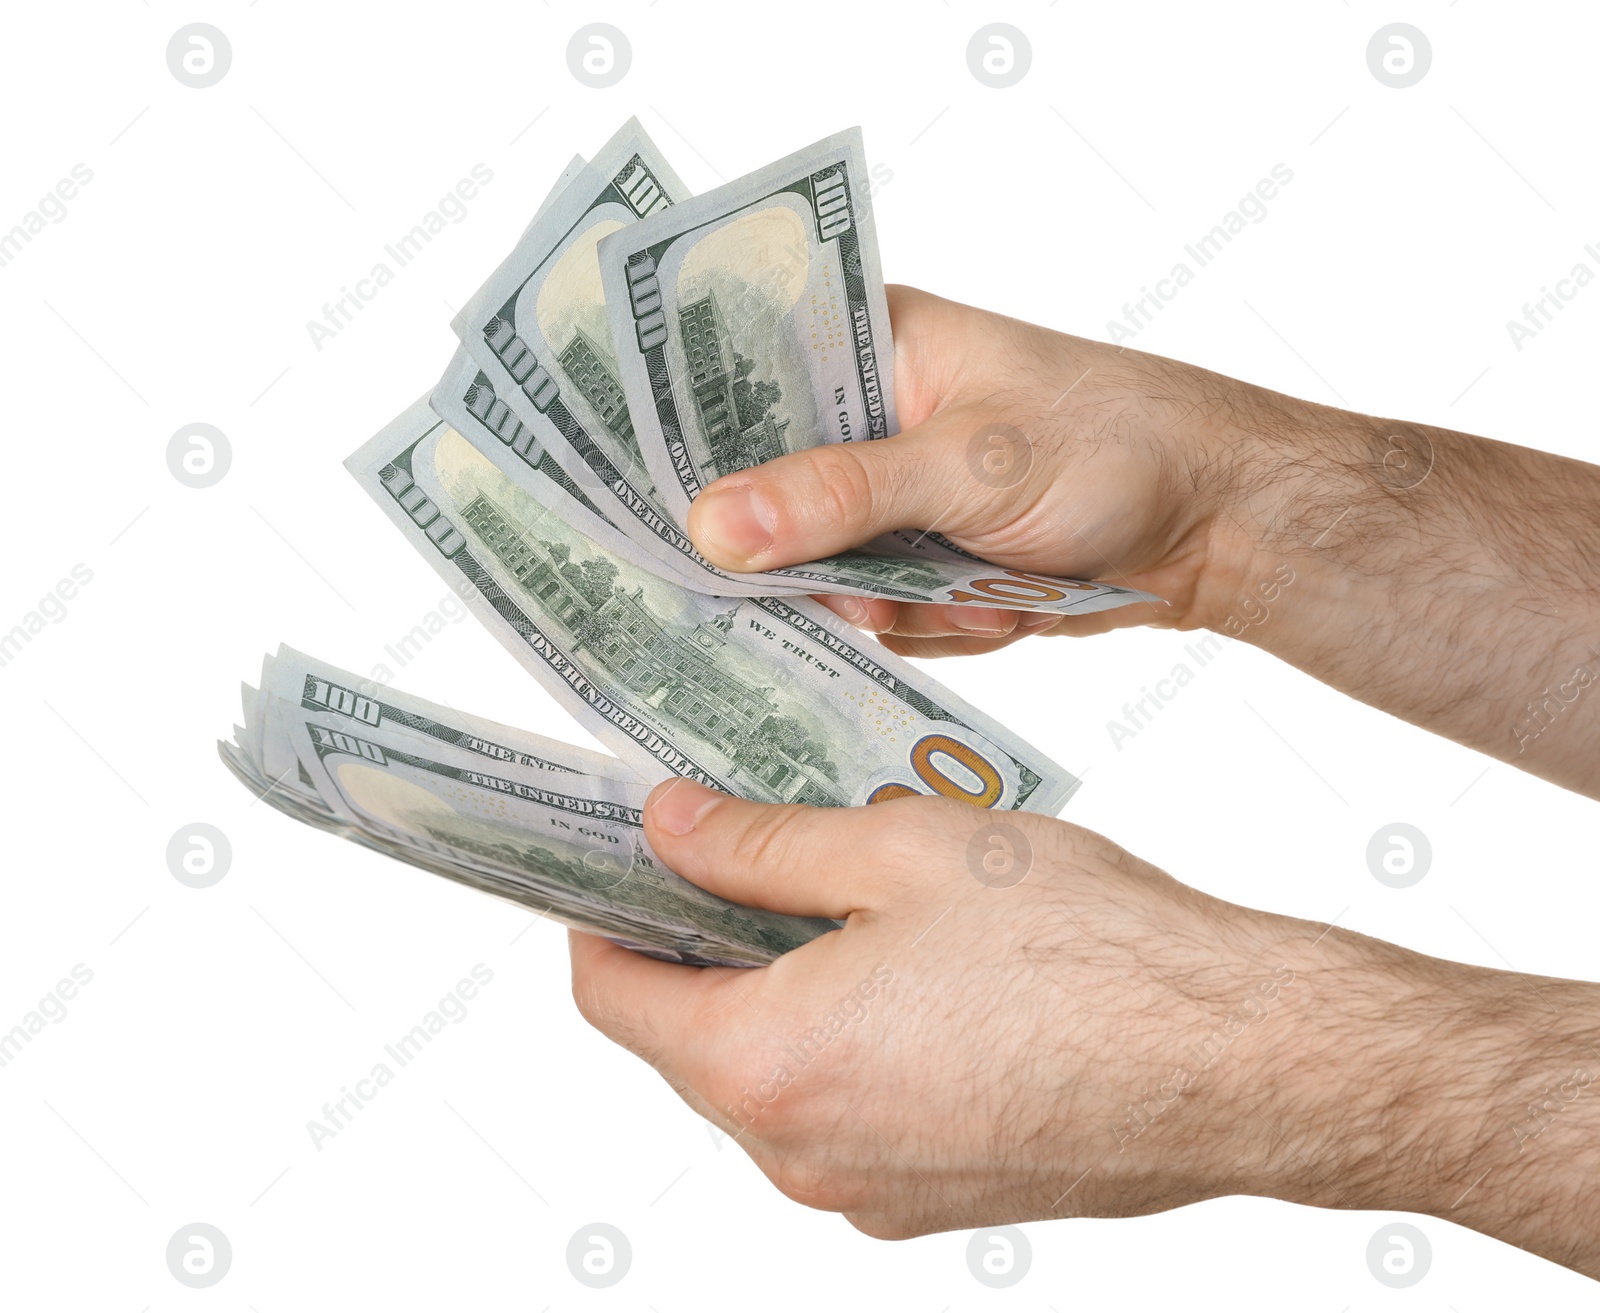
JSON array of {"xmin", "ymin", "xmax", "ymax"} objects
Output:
[
  {"xmin": 1247, "ymin": 922, "xmax": 1600, "ymax": 1274},
  {"xmin": 1203, "ymin": 387, "xmax": 1600, "ymax": 796}
]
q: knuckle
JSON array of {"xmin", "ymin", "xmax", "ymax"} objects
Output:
[
  {"xmin": 801, "ymin": 443, "xmax": 889, "ymax": 534},
  {"xmin": 768, "ymin": 1150, "xmax": 862, "ymax": 1213},
  {"xmin": 569, "ymin": 975, "xmax": 605, "ymax": 1028},
  {"xmin": 845, "ymin": 1211, "xmax": 916, "ymax": 1241},
  {"xmin": 723, "ymin": 802, "xmax": 816, "ymax": 876},
  {"xmin": 569, "ymin": 978, "xmax": 624, "ymax": 1042}
]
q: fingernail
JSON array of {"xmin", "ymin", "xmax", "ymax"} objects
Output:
[
  {"xmin": 697, "ymin": 485, "xmax": 775, "ymax": 563},
  {"xmin": 1019, "ymin": 612, "xmax": 1059, "ymax": 632},
  {"xmin": 949, "ymin": 608, "xmax": 1012, "ymax": 636},
  {"xmin": 651, "ymin": 778, "xmax": 724, "ymax": 836}
]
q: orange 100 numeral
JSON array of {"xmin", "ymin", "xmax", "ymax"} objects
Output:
[
  {"xmin": 867, "ymin": 733, "xmax": 1004, "ymax": 808},
  {"xmin": 945, "ymin": 569, "xmax": 1099, "ymax": 606}
]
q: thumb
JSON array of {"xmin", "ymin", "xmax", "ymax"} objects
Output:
[{"xmin": 686, "ymin": 408, "xmax": 993, "ymax": 571}]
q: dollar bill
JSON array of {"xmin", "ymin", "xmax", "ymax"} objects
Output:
[
  {"xmin": 448, "ymin": 121, "xmax": 733, "ymax": 581},
  {"xmin": 597, "ymin": 127, "xmax": 1161, "ymax": 618},
  {"xmin": 444, "ymin": 123, "xmax": 816, "ymax": 599},
  {"xmin": 601, "ymin": 127, "xmax": 894, "ymax": 515},
  {"xmin": 260, "ymin": 643, "xmax": 640, "ymax": 782},
  {"xmin": 526, "ymin": 152, "xmax": 585, "ymax": 232},
  {"xmin": 220, "ymin": 666, "xmax": 835, "ymax": 966},
  {"xmin": 346, "ymin": 395, "xmax": 1079, "ymax": 814},
  {"xmin": 428, "ymin": 350, "xmax": 720, "ymax": 592}
]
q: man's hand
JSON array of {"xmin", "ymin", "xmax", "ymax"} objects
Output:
[
  {"xmin": 686, "ymin": 286, "xmax": 1600, "ymax": 798},
  {"xmin": 688, "ymin": 285, "xmax": 1252, "ymax": 651},
  {"xmin": 570, "ymin": 781, "xmax": 1600, "ymax": 1270}
]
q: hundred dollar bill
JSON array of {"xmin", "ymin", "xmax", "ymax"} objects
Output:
[
  {"xmin": 600, "ymin": 127, "xmax": 893, "ymax": 518},
  {"xmin": 223, "ymin": 683, "xmax": 344, "ymax": 833},
  {"xmin": 428, "ymin": 351, "xmax": 720, "ymax": 593},
  {"xmin": 447, "ymin": 126, "xmax": 810, "ymax": 598},
  {"xmin": 598, "ymin": 127, "xmax": 1162, "ymax": 618},
  {"xmin": 526, "ymin": 153, "xmax": 585, "ymax": 234},
  {"xmin": 259, "ymin": 644, "xmax": 640, "ymax": 783},
  {"xmin": 346, "ymin": 396, "xmax": 1079, "ymax": 815},
  {"xmin": 221, "ymin": 682, "xmax": 834, "ymax": 966},
  {"xmin": 448, "ymin": 120, "xmax": 754, "ymax": 587}
]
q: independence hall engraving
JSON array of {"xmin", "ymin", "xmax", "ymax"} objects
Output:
[
  {"xmin": 462, "ymin": 492, "xmax": 839, "ymax": 804},
  {"xmin": 678, "ymin": 291, "xmax": 789, "ymax": 476}
]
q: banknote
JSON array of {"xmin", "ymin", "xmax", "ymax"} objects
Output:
[
  {"xmin": 448, "ymin": 122, "xmax": 717, "ymax": 573},
  {"xmin": 442, "ymin": 124, "xmax": 814, "ymax": 599},
  {"xmin": 220, "ymin": 672, "xmax": 836, "ymax": 966},
  {"xmin": 346, "ymin": 396, "xmax": 1079, "ymax": 814},
  {"xmin": 600, "ymin": 127, "xmax": 894, "ymax": 517},
  {"xmin": 597, "ymin": 127, "xmax": 1162, "ymax": 618},
  {"xmin": 428, "ymin": 350, "xmax": 719, "ymax": 592},
  {"xmin": 526, "ymin": 153, "xmax": 586, "ymax": 233},
  {"xmin": 260, "ymin": 643, "xmax": 640, "ymax": 782},
  {"xmin": 223, "ymin": 685, "xmax": 343, "ymax": 833}
]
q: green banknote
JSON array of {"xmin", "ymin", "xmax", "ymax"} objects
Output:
[{"xmin": 347, "ymin": 396, "xmax": 1078, "ymax": 814}]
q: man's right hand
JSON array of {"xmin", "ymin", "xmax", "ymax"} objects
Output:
[
  {"xmin": 687, "ymin": 284, "xmax": 1308, "ymax": 655},
  {"xmin": 687, "ymin": 286, "xmax": 1600, "ymax": 799}
]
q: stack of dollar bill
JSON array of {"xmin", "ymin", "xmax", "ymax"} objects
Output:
[{"xmin": 221, "ymin": 121, "xmax": 1155, "ymax": 965}]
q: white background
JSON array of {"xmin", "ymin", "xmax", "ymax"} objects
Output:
[{"xmin": 1, "ymin": 0, "xmax": 1595, "ymax": 1306}]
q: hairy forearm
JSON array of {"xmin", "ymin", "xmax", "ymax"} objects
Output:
[
  {"xmin": 1249, "ymin": 923, "xmax": 1600, "ymax": 1274},
  {"xmin": 1203, "ymin": 388, "xmax": 1600, "ymax": 796}
]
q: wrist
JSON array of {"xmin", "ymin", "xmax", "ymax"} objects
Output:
[
  {"xmin": 1236, "ymin": 918, "xmax": 1600, "ymax": 1269},
  {"xmin": 1185, "ymin": 385, "xmax": 1388, "ymax": 641}
]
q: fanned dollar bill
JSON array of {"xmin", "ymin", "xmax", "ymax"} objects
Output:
[
  {"xmin": 446, "ymin": 120, "xmax": 766, "ymax": 595},
  {"xmin": 220, "ymin": 651, "xmax": 836, "ymax": 966},
  {"xmin": 260, "ymin": 643, "xmax": 640, "ymax": 782},
  {"xmin": 598, "ymin": 127, "xmax": 1160, "ymax": 618},
  {"xmin": 428, "ymin": 348, "xmax": 717, "ymax": 593},
  {"xmin": 346, "ymin": 396, "xmax": 1079, "ymax": 814},
  {"xmin": 527, "ymin": 153, "xmax": 587, "ymax": 232}
]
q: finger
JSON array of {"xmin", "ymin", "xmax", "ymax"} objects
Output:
[
  {"xmin": 1021, "ymin": 600, "xmax": 1172, "ymax": 640},
  {"xmin": 874, "ymin": 603, "xmax": 1021, "ymax": 640},
  {"xmin": 876, "ymin": 632, "xmax": 1028, "ymax": 660},
  {"xmin": 644, "ymin": 779, "xmax": 905, "ymax": 917},
  {"xmin": 568, "ymin": 928, "xmax": 724, "ymax": 1070},
  {"xmin": 686, "ymin": 405, "xmax": 1002, "ymax": 571},
  {"xmin": 809, "ymin": 592, "xmax": 899, "ymax": 634}
]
